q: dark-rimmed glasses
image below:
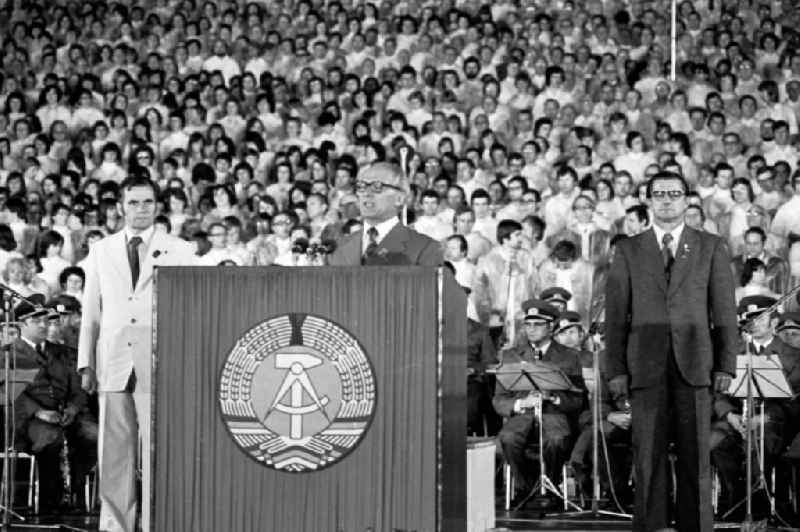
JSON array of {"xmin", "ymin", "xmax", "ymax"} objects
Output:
[{"xmin": 355, "ymin": 180, "xmax": 403, "ymax": 194}]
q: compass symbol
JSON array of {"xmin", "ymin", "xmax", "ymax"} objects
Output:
[{"xmin": 266, "ymin": 353, "xmax": 331, "ymax": 440}]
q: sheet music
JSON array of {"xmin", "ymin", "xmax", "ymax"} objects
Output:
[{"xmin": 727, "ymin": 355, "xmax": 792, "ymax": 399}]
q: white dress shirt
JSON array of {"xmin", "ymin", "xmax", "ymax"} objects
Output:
[
  {"xmin": 652, "ymin": 222, "xmax": 685, "ymax": 257},
  {"xmin": 362, "ymin": 217, "xmax": 400, "ymax": 255}
]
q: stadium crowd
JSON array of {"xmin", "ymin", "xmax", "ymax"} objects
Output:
[{"xmin": 3, "ymin": 0, "xmax": 800, "ymax": 523}]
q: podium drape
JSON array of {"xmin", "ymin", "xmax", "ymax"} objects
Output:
[{"xmin": 152, "ymin": 267, "xmax": 466, "ymax": 532}]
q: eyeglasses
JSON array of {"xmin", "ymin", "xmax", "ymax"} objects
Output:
[
  {"xmin": 209, "ymin": 232, "xmax": 226, "ymax": 237},
  {"xmin": 651, "ymin": 190, "xmax": 685, "ymax": 200},
  {"xmin": 355, "ymin": 180, "xmax": 403, "ymax": 194}
]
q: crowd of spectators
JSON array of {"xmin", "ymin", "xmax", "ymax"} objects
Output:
[{"xmin": 4, "ymin": 0, "xmax": 800, "ymax": 517}]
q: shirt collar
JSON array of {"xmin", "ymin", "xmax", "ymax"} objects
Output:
[
  {"xmin": 652, "ymin": 222, "xmax": 684, "ymax": 248},
  {"xmin": 124, "ymin": 225, "xmax": 155, "ymax": 247},
  {"xmin": 21, "ymin": 336, "xmax": 42, "ymax": 353},
  {"xmin": 363, "ymin": 216, "xmax": 399, "ymax": 243}
]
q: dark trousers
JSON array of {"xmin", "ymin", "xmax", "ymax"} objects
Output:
[
  {"xmin": 467, "ymin": 375, "xmax": 502, "ymax": 436},
  {"xmin": 630, "ymin": 354, "xmax": 712, "ymax": 532},
  {"xmin": 498, "ymin": 411, "xmax": 572, "ymax": 493},
  {"xmin": 24, "ymin": 414, "xmax": 98, "ymax": 511}
]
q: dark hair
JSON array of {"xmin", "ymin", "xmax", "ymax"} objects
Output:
[
  {"xmin": 741, "ymin": 258, "xmax": 765, "ymax": 286},
  {"xmin": 120, "ymin": 176, "xmax": 159, "ymax": 201},
  {"xmin": 446, "ymin": 234, "xmax": 468, "ymax": 254},
  {"xmin": 58, "ymin": 266, "xmax": 85, "ymax": 288},
  {"xmin": 552, "ymin": 240, "xmax": 578, "ymax": 261},
  {"xmin": 36, "ymin": 230, "xmax": 65, "ymax": 258},
  {"xmin": 0, "ymin": 224, "xmax": 16, "ymax": 252},
  {"xmin": 625, "ymin": 204, "xmax": 650, "ymax": 225},
  {"xmin": 496, "ymin": 219, "xmax": 523, "ymax": 244},
  {"xmin": 744, "ymin": 226, "xmax": 767, "ymax": 243},
  {"xmin": 731, "ymin": 177, "xmax": 755, "ymax": 202}
]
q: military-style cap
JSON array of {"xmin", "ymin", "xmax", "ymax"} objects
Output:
[
  {"xmin": 553, "ymin": 311, "xmax": 584, "ymax": 335},
  {"xmin": 45, "ymin": 295, "xmax": 82, "ymax": 315},
  {"xmin": 522, "ymin": 299, "xmax": 560, "ymax": 323},
  {"xmin": 777, "ymin": 311, "xmax": 800, "ymax": 332},
  {"xmin": 737, "ymin": 295, "xmax": 778, "ymax": 324},
  {"xmin": 540, "ymin": 287, "xmax": 572, "ymax": 306},
  {"xmin": 14, "ymin": 294, "xmax": 49, "ymax": 321}
]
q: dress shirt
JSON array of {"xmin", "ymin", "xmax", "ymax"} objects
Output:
[
  {"xmin": 21, "ymin": 336, "xmax": 44, "ymax": 356},
  {"xmin": 652, "ymin": 222, "xmax": 685, "ymax": 258},
  {"xmin": 362, "ymin": 216, "xmax": 399, "ymax": 255},
  {"xmin": 124, "ymin": 225, "xmax": 155, "ymax": 268}
]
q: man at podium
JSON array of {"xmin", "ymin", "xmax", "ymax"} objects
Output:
[
  {"xmin": 329, "ymin": 162, "xmax": 442, "ymax": 266},
  {"xmin": 493, "ymin": 299, "xmax": 585, "ymax": 508},
  {"xmin": 711, "ymin": 295, "xmax": 800, "ymax": 515}
]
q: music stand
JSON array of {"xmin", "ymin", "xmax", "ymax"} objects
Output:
[
  {"xmin": 495, "ymin": 360, "xmax": 582, "ymax": 512},
  {"xmin": 561, "ymin": 346, "xmax": 632, "ymax": 520},
  {"xmin": 722, "ymin": 353, "xmax": 792, "ymax": 524}
]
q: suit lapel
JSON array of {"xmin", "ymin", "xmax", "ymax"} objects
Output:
[
  {"xmin": 109, "ymin": 231, "xmax": 132, "ymax": 291},
  {"xmin": 378, "ymin": 223, "xmax": 410, "ymax": 256},
  {"xmin": 668, "ymin": 226, "xmax": 700, "ymax": 296},
  {"xmin": 639, "ymin": 228, "xmax": 667, "ymax": 293},
  {"xmin": 135, "ymin": 230, "xmax": 165, "ymax": 293}
]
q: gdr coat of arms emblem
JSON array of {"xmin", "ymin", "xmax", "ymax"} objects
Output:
[{"xmin": 218, "ymin": 313, "xmax": 377, "ymax": 472}]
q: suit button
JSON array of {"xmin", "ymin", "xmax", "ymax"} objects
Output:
[
  {"xmin": 127, "ymin": 342, "xmax": 132, "ymax": 347},
  {"xmin": 131, "ymin": 318, "xmax": 137, "ymax": 324},
  {"xmin": 128, "ymin": 297, "xmax": 133, "ymax": 301}
]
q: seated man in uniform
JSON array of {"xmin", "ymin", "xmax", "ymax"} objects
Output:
[
  {"xmin": 711, "ymin": 296, "xmax": 799, "ymax": 517},
  {"xmin": 493, "ymin": 300, "xmax": 586, "ymax": 508},
  {"xmin": 4, "ymin": 296, "xmax": 98, "ymax": 514}
]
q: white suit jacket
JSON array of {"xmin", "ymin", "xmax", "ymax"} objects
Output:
[{"xmin": 78, "ymin": 229, "xmax": 196, "ymax": 393}]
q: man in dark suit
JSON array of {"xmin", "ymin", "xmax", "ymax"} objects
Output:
[
  {"xmin": 493, "ymin": 300, "xmax": 585, "ymax": 508},
  {"xmin": 6, "ymin": 296, "xmax": 97, "ymax": 513},
  {"xmin": 329, "ymin": 162, "xmax": 442, "ymax": 266},
  {"xmin": 605, "ymin": 172, "xmax": 738, "ymax": 532}
]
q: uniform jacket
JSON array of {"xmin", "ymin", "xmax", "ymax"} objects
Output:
[
  {"xmin": 492, "ymin": 341, "xmax": 586, "ymax": 418},
  {"xmin": 12, "ymin": 339, "xmax": 87, "ymax": 422},
  {"xmin": 605, "ymin": 226, "xmax": 739, "ymax": 389},
  {"xmin": 329, "ymin": 223, "xmax": 442, "ymax": 266},
  {"xmin": 77, "ymin": 229, "xmax": 197, "ymax": 393}
]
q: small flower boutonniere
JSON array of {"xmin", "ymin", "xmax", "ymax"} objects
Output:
[{"xmin": 681, "ymin": 243, "xmax": 690, "ymax": 259}]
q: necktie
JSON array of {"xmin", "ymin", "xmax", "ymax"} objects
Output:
[
  {"xmin": 36, "ymin": 343, "xmax": 44, "ymax": 358},
  {"xmin": 363, "ymin": 227, "xmax": 379, "ymax": 259},
  {"xmin": 128, "ymin": 236, "xmax": 142, "ymax": 289},
  {"xmin": 661, "ymin": 233, "xmax": 674, "ymax": 279}
]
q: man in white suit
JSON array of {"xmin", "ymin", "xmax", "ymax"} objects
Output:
[{"xmin": 78, "ymin": 177, "xmax": 196, "ymax": 532}]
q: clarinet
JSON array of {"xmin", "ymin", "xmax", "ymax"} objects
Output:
[{"xmin": 60, "ymin": 411, "xmax": 72, "ymax": 506}]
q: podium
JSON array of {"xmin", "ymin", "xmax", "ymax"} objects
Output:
[{"xmin": 152, "ymin": 267, "xmax": 467, "ymax": 532}]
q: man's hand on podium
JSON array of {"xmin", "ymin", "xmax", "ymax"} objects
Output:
[{"xmin": 80, "ymin": 367, "xmax": 97, "ymax": 394}]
